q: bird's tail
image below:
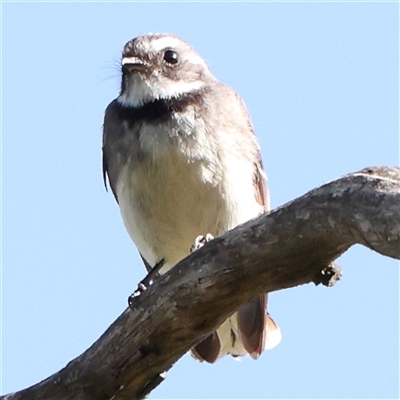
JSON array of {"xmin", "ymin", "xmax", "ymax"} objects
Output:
[{"xmin": 191, "ymin": 294, "xmax": 281, "ymax": 363}]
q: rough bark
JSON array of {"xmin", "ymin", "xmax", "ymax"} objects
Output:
[{"xmin": 2, "ymin": 166, "xmax": 399, "ymax": 400}]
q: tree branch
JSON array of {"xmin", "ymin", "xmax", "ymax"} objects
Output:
[{"xmin": 2, "ymin": 166, "xmax": 399, "ymax": 400}]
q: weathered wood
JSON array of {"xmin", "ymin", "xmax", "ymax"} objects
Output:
[{"xmin": 2, "ymin": 166, "xmax": 399, "ymax": 400}]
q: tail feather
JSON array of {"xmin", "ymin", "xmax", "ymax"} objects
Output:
[
  {"xmin": 264, "ymin": 313, "xmax": 282, "ymax": 350},
  {"xmin": 236, "ymin": 295, "xmax": 266, "ymax": 357},
  {"xmin": 191, "ymin": 332, "xmax": 221, "ymax": 363},
  {"xmin": 191, "ymin": 294, "xmax": 281, "ymax": 363}
]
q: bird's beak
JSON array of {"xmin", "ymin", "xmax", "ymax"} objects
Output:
[{"xmin": 122, "ymin": 57, "xmax": 149, "ymax": 73}]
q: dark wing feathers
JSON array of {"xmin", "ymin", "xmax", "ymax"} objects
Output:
[
  {"xmin": 234, "ymin": 153, "xmax": 269, "ymax": 358},
  {"xmin": 102, "ymin": 100, "xmax": 122, "ymax": 203},
  {"xmin": 102, "ymin": 150, "xmax": 111, "ymax": 192},
  {"xmin": 253, "ymin": 158, "xmax": 270, "ymax": 211},
  {"xmin": 190, "ymin": 87, "xmax": 275, "ymax": 361}
]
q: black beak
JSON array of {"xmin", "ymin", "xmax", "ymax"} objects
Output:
[
  {"xmin": 122, "ymin": 63, "xmax": 148, "ymax": 73},
  {"xmin": 121, "ymin": 57, "xmax": 149, "ymax": 74}
]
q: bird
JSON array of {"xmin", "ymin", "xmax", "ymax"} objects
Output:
[{"xmin": 102, "ymin": 33, "xmax": 281, "ymax": 363}]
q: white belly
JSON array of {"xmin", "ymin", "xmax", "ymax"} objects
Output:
[{"xmin": 116, "ymin": 123, "xmax": 263, "ymax": 273}]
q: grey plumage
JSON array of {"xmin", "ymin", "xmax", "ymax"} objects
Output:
[{"xmin": 103, "ymin": 33, "xmax": 281, "ymax": 362}]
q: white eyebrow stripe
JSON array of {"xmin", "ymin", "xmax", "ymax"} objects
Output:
[
  {"xmin": 122, "ymin": 57, "xmax": 146, "ymax": 65},
  {"xmin": 149, "ymin": 36, "xmax": 182, "ymax": 52},
  {"xmin": 134, "ymin": 35, "xmax": 208, "ymax": 67}
]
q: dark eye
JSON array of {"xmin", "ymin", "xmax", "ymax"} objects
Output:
[{"xmin": 163, "ymin": 50, "xmax": 179, "ymax": 65}]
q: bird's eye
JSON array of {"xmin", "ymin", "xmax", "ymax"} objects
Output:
[{"xmin": 163, "ymin": 50, "xmax": 179, "ymax": 65}]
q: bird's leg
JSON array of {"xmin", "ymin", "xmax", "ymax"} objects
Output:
[
  {"xmin": 129, "ymin": 234, "xmax": 214, "ymax": 307},
  {"xmin": 137, "ymin": 258, "xmax": 165, "ymax": 289},
  {"xmin": 190, "ymin": 234, "xmax": 215, "ymax": 253},
  {"xmin": 128, "ymin": 258, "xmax": 165, "ymax": 306}
]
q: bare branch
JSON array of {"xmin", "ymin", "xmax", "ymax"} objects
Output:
[{"xmin": 3, "ymin": 166, "xmax": 399, "ymax": 400}]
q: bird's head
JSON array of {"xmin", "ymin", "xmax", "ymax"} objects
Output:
[{"xmin": 118, "ymin": 33, "xmax": 215, "ymax": 108}]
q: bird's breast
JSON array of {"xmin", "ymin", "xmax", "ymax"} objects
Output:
[
  {"xmin": 116, "ymin": 116, "xmax": 224, "ymax": 271},
  {"xmin": 115, "ymin": 114, "xmax": 262, "ymax": 272}
]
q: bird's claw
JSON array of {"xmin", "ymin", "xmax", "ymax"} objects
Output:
[
  {"xmin": 128, "ymin": 259, "xmax": 165, "ymax": 308},
  {"xmin": 190, "ymin": 233, "xmax": 214, "ymax": 253}
]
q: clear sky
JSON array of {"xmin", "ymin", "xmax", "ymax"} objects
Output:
[{"xmin": 2, "ymin": 2, "xmax": 399, "ymax": 399}]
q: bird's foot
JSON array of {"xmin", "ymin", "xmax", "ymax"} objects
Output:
[
  {"xmin": 128, "ymin": 259, "xmax": 165, "ymax": 307},
  {"xmin": 190, "ymin": 233, "xmax": 214, "ymax": 253}
]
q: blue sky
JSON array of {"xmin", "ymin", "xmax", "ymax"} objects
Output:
[{"xmin": 2, "ymin": 2, "xmax": 399, "ymax": 399}]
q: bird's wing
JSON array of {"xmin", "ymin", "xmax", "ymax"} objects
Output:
[
  {"xmin": 103, "ymin": 100, "xmax": 154, "ymax": 273},
  {"xmin": 253, "ymin": 158, "xmax": 270, "ymax": 212},
  {"xmin": 102, "ymin": 99, "xmax": 126, "ymax": 204},
  {"xmin": 236, "ymin": 153, "xmax": 281, "ymax": 358},
  {"xmin": 191, "ymin": 87, "xmax": 281, "ymax": 361}
]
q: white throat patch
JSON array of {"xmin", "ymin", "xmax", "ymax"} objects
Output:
[{"xmin": 118, "ymin": 75, "xmax": 205, "ymax": 108}]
